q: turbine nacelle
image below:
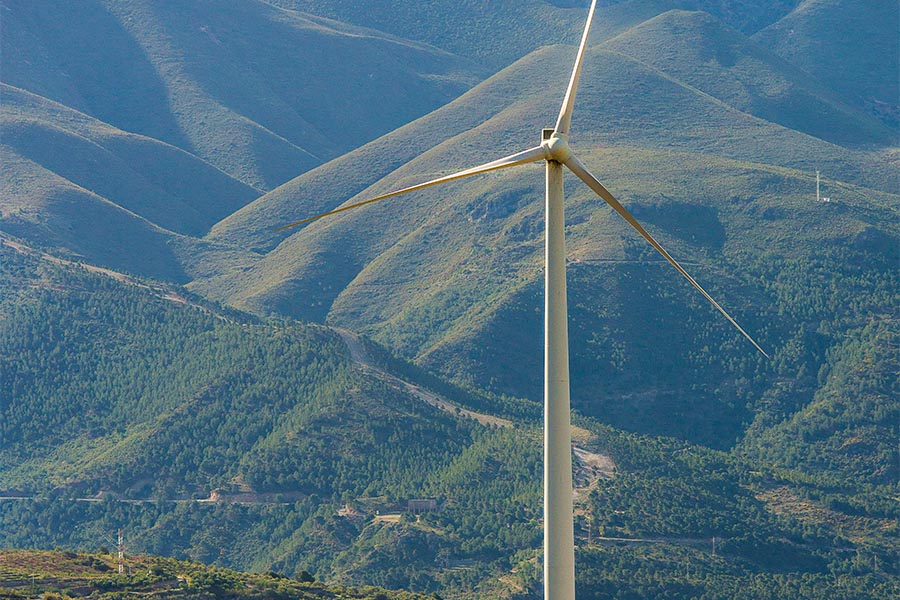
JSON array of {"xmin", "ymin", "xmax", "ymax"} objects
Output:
[{"xmin": 542, "ymin": 131, "xmax": 573, "ymax": 163}]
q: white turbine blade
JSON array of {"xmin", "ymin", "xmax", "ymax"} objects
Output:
[
  {"xmin": 554, "ymin": 0, "xmax": 599, "ymax": 136},
  {"xmin": 564, "ymin": 153, "xmax": 769, "ymax": 357},
  {"xmin": 275, "ymin": 145, "xmax": 547, "ymax": 231}
]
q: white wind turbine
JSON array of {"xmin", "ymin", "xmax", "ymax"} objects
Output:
[{"xmin": 276, "ymin": 1, "xmax": 767, "ymax": 598}]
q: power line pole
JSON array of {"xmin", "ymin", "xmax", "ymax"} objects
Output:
[{"xmin": 117, "ymin": 529, "xmax": 125, "ymax": 574}]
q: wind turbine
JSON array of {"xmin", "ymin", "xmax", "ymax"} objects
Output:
[{"xmin": 276, "ymin": 1, "xmax": 767, "ymax": 598}]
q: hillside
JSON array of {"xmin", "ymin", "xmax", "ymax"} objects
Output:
[
  {"xmin": 0, "ymin": 549, "xmax": 425, "ymax": 599},
  {"xmin": 602, "ymin": 9, "xmax": 896, "ymax": 146},
  {"xmin": 2, "ymin": 238, "xmax": 895, "ymax": 598},
  {"xmin": 205, "ymin": 33, "xmax": 896, "ymax": 251},
  {"xmin": 1, "ymin": 0, "xmax": 482, "ymax": 190},
  {"xmin": 1, "ymin": 84, "xmax": 258, "ymax": 237},
  {"xmin": 2, "ymin": 1, "xmax": 898, "ymax": 598},
  {"xmin": 754, "ymin": 0, "xmax": 900, "ymax": 129},
  {"xmin": 268, "ymin": 0, "xmax": 805, "ymax": 69},
  {"xmin": 196, "ymin": 34, "xmax": 899, "ymax": 445}
]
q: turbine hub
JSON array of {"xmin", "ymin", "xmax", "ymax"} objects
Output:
[{"xmin": 542, "ymin": 132, "xmax": 572, "ymax": 163}]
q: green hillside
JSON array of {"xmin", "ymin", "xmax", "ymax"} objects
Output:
[
  {"xmin": 2, "ymin": 0, "xmax": 481, "ymax": 190},
  {"xmin": 754, "ymin": 0, "xmax": 900, "ymax": 128},
  {"xmin": 1, "ymin": 84, "xmax": 258, "ymax": 237},
  {"xmin": 2, "ymin": 237, "xmax": 896, "ymax": 597},
  {"xmin": 269, "ymin": 0, "xmax": 804, "ymax": 69},
  {"xmin": 602, "ymin": 9, "xmax": 896, "ymax": 146},
  {"xmin": 0, "ymin": 240, "xmax": 466, "ymax": 500},
  {"xmin": 0, "ymin": 549, "xmax": 425, "ymax": 600},
  {"xmin": 2, "ymin": 1, "xmax": 898, "ymax": 598}
]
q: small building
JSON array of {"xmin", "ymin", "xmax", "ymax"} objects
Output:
[{"xmin": 407, "ymin": 498, "xmax": 438, "ymax": 514}]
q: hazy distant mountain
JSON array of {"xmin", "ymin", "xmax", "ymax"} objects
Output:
[
  {"xmin": 269, "ymin": 0, "xmax": 805, "ymax": 69},
  {"xmin": 2, "ymin": 0, "xmax": 482, "ymax": 190},
  {"xmin": 755, "ymin": 0, "xmax": 900, "ymax": 128},
  {"xmin": 1, "ymin": 84, "xmax": 257, "ymax": 234},
  {"xmin": 603, "ymin": 9, "xmax": 896, "ymax": 146},
  {"xmin": 0, "ymin": 83, "xmax": 262, "ymax": 281},
  {"xmin": 1, "ymin": 0, "xmax": 486, "ymax": 280}
]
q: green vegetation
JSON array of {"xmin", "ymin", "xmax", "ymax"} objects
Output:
[
  {"xmin": 1, "ymin": 1, "xmax": 897, "ymax": 598},
  {"xmin": 4, "ymin": 242, "xmax": 895, "ymax": 597},
  {"xmin": 755, "ymin": 0, "xmax": 899, "ymax": 129},
  {"xmin": 0, "ymin": 549, "xmax": 427, "ymax": 599}
]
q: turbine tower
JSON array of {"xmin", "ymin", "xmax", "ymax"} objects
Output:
[{"xmin": 276, "ymin": 2, "xmax": 767, "ymax": 597}]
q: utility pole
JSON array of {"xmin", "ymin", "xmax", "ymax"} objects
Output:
[
  {"xmin": 587, "ymin": 509, "xmax": 592, "ymax": 546},
  {"xmin": 816, "ymin": 170, "xmax": 831, "ymax": 202},
  {"xmin": 117, "ymin": 529, "xmax": 125, "ymax": 574}
]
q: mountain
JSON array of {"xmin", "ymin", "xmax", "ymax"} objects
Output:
[
  {"xmin": 3, "ymin": 232, "xmax": 895, "ymax": 598},
  {"xmin": 196, "ymin": 34, "xmax": 898, "ymax": 444},
  {"xmin": 267, "ymin": 0, "xmax": 805, "ymax": 69},
  {"xmin": 1, "ymin": 0, "xmax": 482, "ymax": 190},
  {"xmin": 0, "ymin": 83, "xmax": 265, "ymax": 283},
  {"xmin": 2, "ymin": 238, "xmax": 896, "ymax": 598},
  {"xmin": 1, "ymin": 84, "xmax": 258, "ymax": 235},
  {"xmin": 754, "ymin": 0, "xmax": 900, "ymax": 129},
  {"xmin": 2, "ymin": 1, "xmax": 898, "ymax": 598},
  {"xmin": 1, "ymin": 0, "xmax": 489, "ymax": 281},
  {"xmin": 602, "ymin": 9, "xmax": 896, "ymax": 146}
]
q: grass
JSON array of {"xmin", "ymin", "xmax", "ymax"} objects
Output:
[
  {"xmin": 0, "ymin": 549, "xmax": 427, "ymax": 599},
  {"xmin": 2, "ymin": 0, "xmax": 481, "ymax": 191}
]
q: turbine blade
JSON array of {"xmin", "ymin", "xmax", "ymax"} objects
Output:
[
  {"xmin": 564, "ymin": 154, "xmax": 768, "ymax": 357},
  {"xmin": 554, "ymin": 0, "xmax": 599, "ymax": 136},
  {"xmin": 275, "ymin": 145, "xmax": 548, "ymax": 231}
]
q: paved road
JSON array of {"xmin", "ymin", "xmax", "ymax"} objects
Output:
[
  {"xmin": 335, "ymin": 328, "xmax": 617, "ymax": 492},
  {"xmin": 335, "ymin": 328, "xmax": 513, "ymax": 428}
]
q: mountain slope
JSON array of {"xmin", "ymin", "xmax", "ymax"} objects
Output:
[
  {"xmin": 754, "ymin": 0, "xmax": 900, "ymax": 128},
  {"xmin": 1, "ymin": 216, "xmax": 896, "ymax": 597},
  {"xmin": 602, "ymin": 9, "xmax": 897, "ymax": 146},
  {"xmin": 194, "ymin": 35, "xmax": 899, "ymax": 449},
  {"xmin": 269, "ymin": 0, "xmax": 805, "ymax": 69},
  {"xmin": 1, "ymin": 84, "xmax": 258, "ymax": 237},
  {"xmin": 0, "ymin": 84, "xmax": 267, "ymax": 283},
  {"xmin": 2, "ymin": 0, "xmax": 481, "ymax": 190},
  {"xmin": 0, "ymin": 240, "xmax": 465, "ymax": 498},
  {"xmin": 199, "ymin": 39, "xmax": 897, "ymax": 313},
  {"xmin": 1, "ymin": 240, "xmax": 895, "ymax": 596}
]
